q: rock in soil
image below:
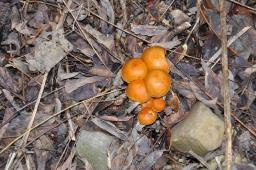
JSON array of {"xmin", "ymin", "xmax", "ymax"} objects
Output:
[
  {"xmin": 76, "ymin": 130, "xmax": 119, "ymax": 170},
  {"xmin": 171, "ymin": 102, "xmax": 224, "ymax": 156}
]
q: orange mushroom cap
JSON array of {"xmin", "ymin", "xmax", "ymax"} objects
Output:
[
  {"xmin": 126, "ymin": 79, "xmax": 151, "ymax": 103},
  {"xmin": 151, "ymin": 98, "xmax": 166, "ymax": 112},
  {"xmin": 121, "ymin": 58, "xmax": 148, "ymax": 83},
  {"xmin": 142, "ymin": 98, "xmax": 166, "ymax": 112},
  {"xmin": 141, "ymin": 46, "xmax": 170, "ymax": 73},
  {"xmin": 144, "ymin": 70, "xmax": 171, "ymax": 98},
  {"xmin": 138, "ymin": 107, "xmax": 157, "ymax": 125}
]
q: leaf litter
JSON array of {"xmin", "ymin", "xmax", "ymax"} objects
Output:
[{"xmin": 0, "ymin": 0, "xmax": 255, "ymax": 169}]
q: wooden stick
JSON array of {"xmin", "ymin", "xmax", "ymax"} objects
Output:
[{"xmin": 219, "ymin": 0, "xmax": 232, "ymax": 169}]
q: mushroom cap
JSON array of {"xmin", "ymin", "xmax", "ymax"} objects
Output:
[
  {"xmin": 126, "ymin": 79, "xmax": 151, "ymax": 103},
  {"xmin": 138, "ymin": 107, "xmax": 157, "ymax": 125},
  {"xmin": 151, "ymin": 98, "xmax": 166, "ymax": 112},
  {"xmin": 144, "ymin": 70, "xmax": 171, "ymax": 98},
  {"xmin": 121, "ymin": 58, "xmax": 148, "ymax": 83},
  {"xmin": 142, "ymin": 98, "xmax": 166, "ymax": 112},
  {"xmin": 142, "ymin": 46, "xmax": 170, "ymax": 73}
]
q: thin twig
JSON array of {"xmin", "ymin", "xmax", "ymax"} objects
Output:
[
  {"xmin": 159, "ymin": 0, "xmax": 175, "ymax": 20},
  {"xmin": 227, "ymin": 0, "xmax": 256, "ymax": 14},
  {"xmin": 219, "ymin": 0, "xmax": 232, "ymax": 169},
  {"xmin": 207, "ymin": 26, "xmax": 251, "ymax": 67},
  {"xmin": 21, "ymin": 72, "xmax": 48, "ymax": 146},
  {"xmin": 189, "ymin": 151, "xmax": 212, "ymax": 170}
]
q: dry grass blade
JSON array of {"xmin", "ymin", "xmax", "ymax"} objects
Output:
[
  {"xmin": 219, "ymin": 0, "xmax": 232, "ymax": 169},
  {"xmin": 20, "ymin": 73, "xmax": 48, "ymax": 147}
]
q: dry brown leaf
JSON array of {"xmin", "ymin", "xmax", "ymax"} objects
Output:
[
  {"xmin": 88, "ymin": 66, "xmax": 115, "ymax": 77},
  {"xmin": 99, "ymin": 115, "xmax": 133, "ymax": 122},
  {"xmin": 202, "ymin": 60, "xmax": 221, "ymax": 99},
  {"xmin": 56, "ymin": 148, "xmax": 76, "ymax": 170},
  {"xmin": 34, "ymin": 135, "xmax": 54, "ymax": 170},
  {"xmin": 169, "ymin": 93, "xmax": 180, "ymax": 112},
  {"xmin": 91, "ymin": 117, "xmax": 128, "ymax": 140},
  {"xmin": 83, "ymin": 24, "xmax": 114, "ymax": 50},
  {"xmin": 131, "ymin": 24, "xmax": 168, "ymax": 36},
  {"xmin": 163, "ymin": 110, "xmax": 188, "ymax": 127},
  {"xmin": 65, "ymin": 76, "xmax": 105, "ymax": 93},
  {"xmin": 173, "ymin": 81, "xmax": 196, "ymax": 99},
  {"xmin": 1, "ymin": 32, "xmax": 20, "ymax": 55},
  {"xmin": 189, "ymin": 81, "xmax": 218, "ymax": 108},
  {"xmin": 139, "ymin": 150, "xmax": 164, "ymax": 170},
  {"xmin": 26, "ymin": 29, "xmax": 73, "ymax": 73},
  {"xmin": 151, "ymin": 37, "xmax": 181, "ymax": 49},
  {"xmin": 0, "ymin": 67, "xmax": 19, "ymax": 93},
  {"xmin": 96, "ymin": 0, "xmax": 115, "ymax": 33},
  {"xmin": 244, "ymin": 64, "xmax": 256, "ymax": 76},
  {"xmin": 170, "ymin": 9, "xmax": 190, "ymax": 26}
]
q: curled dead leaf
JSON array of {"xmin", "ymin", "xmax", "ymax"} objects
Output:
[{"xmin": 169, "ymin": 93, "xmax": 180, "ymax": 112}]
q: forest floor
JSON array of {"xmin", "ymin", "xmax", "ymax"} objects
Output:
[{"xmin": 0, "ymin": 0, "xmax": 255, "ymax": 169}]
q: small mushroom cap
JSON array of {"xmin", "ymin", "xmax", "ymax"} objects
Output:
[
  {"xmin": 142, "ymin": 98, "xmax": 166, "ymax": 112},
  {"xmin": 145, "ymin": 70, "xmax": 171, "ymax": 98},
  {"xmin": 126, "ymin": 79, "xmax": 151, "ymax": 103},
  {"xmin": 142, "ymin": 46, "xmax": 170, "ymax": 73},
  {"xmin": 121, "ymin": 58, "xmax": 148, "ymax": 83},
  {"xmin": 138, "ymin": 107, "xmax": 157, "ymax": 125}
]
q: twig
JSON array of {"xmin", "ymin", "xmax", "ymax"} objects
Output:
[
  {"xmin": 219, "ymin": 1, "xmax": 232, "ymax": 169},
  {"xmin": 226, "ymin": 0, "xmax": 256, "ymax": 14},
  {"xmin": 207, "ymin": 26, "xmax": 251, "ymax": 67},
  {"xmin": 188, "ymin": 150, "xmax": 212, "ymax": 170},
  {"xmin": 21, "ymin": 72, "xmax": 48, "ymax": 146},
  {"xmin": 159, "ymin": 0, "xmax": 175, "ymax": 20}
]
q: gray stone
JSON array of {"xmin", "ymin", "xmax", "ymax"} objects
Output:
[
  {"xmin": 171, "ymin": 102, "xmax": 224, "ymax": 156},
  {"xmin": 76, "ymin": 130, "xmax": 119, "ymax": 170}
]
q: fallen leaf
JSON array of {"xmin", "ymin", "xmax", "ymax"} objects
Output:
[
  {"xmin": 139, "ymin": 150, "xmax": 164, "ymax": 170},
  {"xmin": 0, "ymin": 67, "xmax": 19, "ymax": 93},
  {"xmin": 189, "ymin": 81, "xmax": 218, "ymax": 109},
  {"xmin": 83, "ymin": 24, "xmax": 114, "ymax": 50},
  {"xmin": 91, "ymin": 117, "xmax": 128, "ymax": 140},
  {"xmin": 34, "ymin": 135, "xmax": 54, "ymax": 170},
  {"xmin": 131, "ymin": 24, "xmax": 168, "ymax": 36},
  {"xmin": 151, "ymin": 37, "xmax": 181, "ymax": 49},
  {"xmin": 56, "ymin": 148, "xmax": 76, "ymax": 170},
  {"xmin": 99, "ymin": 115, "xmax": 133, "ymax": 122},
  {"xmin": 201, "ymin": 60, "xmax": 221, "ymax": 99},
  {"xmin": 88, "ymin": 66, "xmax": 115, "ymax": 77},
  {"xmin": 163, "ymin": 109, "xmax": 188, "ymax": 127},
  {"xmin": 26, "ymin": 29, "xmax": 73, "ymax": 73},
  {"xmin": 65, "ymin": 76, "xmax": 105, "ymax": 93},
  {"xmin": 170, "ymin": 9, "xmax": 190, "ymax": 26},
  {"xmin": 1, "ymin": 32, "xmax": 20, "ymax": 55},
  {"xmin": 14, "ymin": 22, "xmax": 35, "ymax": 36},
  {"xmin": 173, "ymin": 81, "xmax": 196, "ymax": 99},
  {"xmin": 100, "ymin": 0, "xmax": 115, "ymax": 33},
  {"xmin": 169, "ymin": 93, "xmax": 180, "ymax": 112},
  {"xmin": 244, "ymin": 64, "xmax": 256, "ymax": 76},
  {"xmin": 8, "ymin": 58, "xmax": 29, "ymax": 74},
  {"xmin": 135, "ymin": 135, "xmax": 152, "ymax": 156}
]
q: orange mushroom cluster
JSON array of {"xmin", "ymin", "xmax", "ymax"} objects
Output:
[{"xmin": 121, "ymin": 46, "xmax": 172, "ymax": 125}]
